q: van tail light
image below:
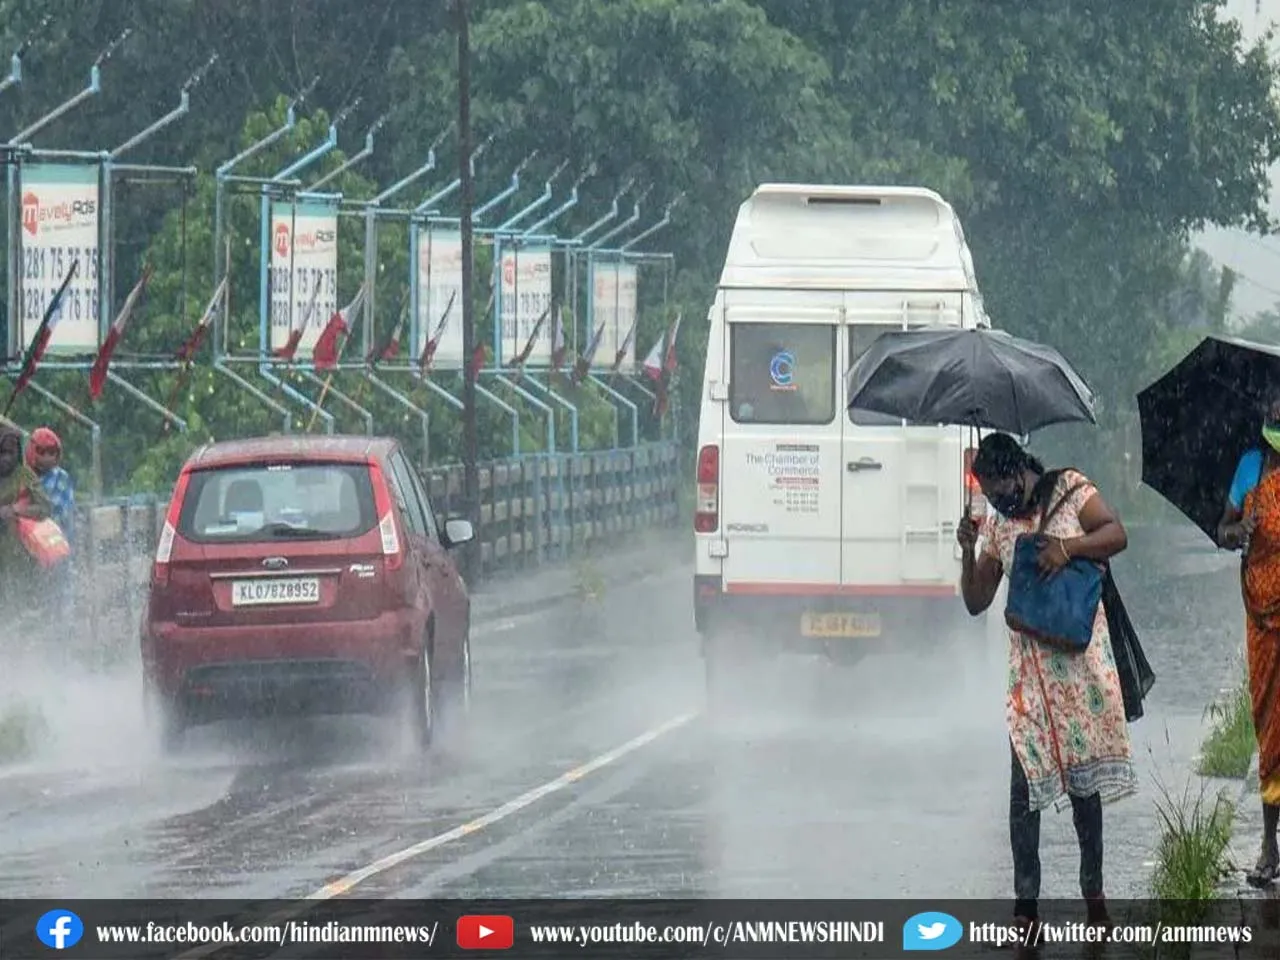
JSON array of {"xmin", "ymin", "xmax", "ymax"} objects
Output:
[
  {"xmin": 695, "ymin": 444, "xmax": 719, "ymax": 534},
  {"xmin": 152, "ymin": 466, "xmax": 192, "ymax": 587},
  {"xmin": 963, "ymin": 447, "xmax": 988, "ymax": 521},
  {"xmin": 368, "ymin": 459, "xmax": 404, "ymax": 571}
]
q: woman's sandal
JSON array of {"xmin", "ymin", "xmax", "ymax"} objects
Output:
[{"xmin": 1245, "ymin": 860, "xmax": 1278, "ymax": 888}]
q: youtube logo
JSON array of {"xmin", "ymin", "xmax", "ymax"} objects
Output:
[{"xmin": 457, "ymin": 915, "xmax": 514, "ymax": 950}]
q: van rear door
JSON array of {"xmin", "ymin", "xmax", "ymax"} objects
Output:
[
  {"xmin": 717, "ymin": 294, "xmax": 843, "ymax": 592},
  {"xmin": 840, "ymin": 295, "xmax": 965, "ymax": 593}
]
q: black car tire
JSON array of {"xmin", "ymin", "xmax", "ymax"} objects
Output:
[
  {"xmin": 435, "ymin": 632, "xmax": 471, "ymax": 744},
  {"xmin": 144, "ymin": 684, "xmax": 186, "ymax": 756},
  {"xmin": 406, "ymin": 646, "xmax": 434, "ymax": 751}
]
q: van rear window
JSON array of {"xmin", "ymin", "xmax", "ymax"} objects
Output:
[
  {"xmin": 729, "ymin": 323, "xmax": 835, "ymax": 425},
  {"xmin": 176, "ymin": 462, "xmax": 377, "ymax": 543}
]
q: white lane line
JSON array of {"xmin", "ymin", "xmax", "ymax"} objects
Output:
[
  {"xmin": 472, "ymin": 616, "xmax": 522, "ymax": 637},
  {"xmin": 174, "ymin": 710, "xmax": 697, "ymax": 959}
]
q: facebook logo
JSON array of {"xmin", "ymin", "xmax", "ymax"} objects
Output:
[{"xmin": 36, "ymin": 909, "xmax": 84, "ymax": 950}]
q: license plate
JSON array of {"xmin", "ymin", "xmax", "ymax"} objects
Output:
[
  {"xmin": 231, "ymin": 577, "xmax": 320, "ymax": 606},
  {"xmin": 801, "ymin": 612, "xmax": 881, "ymax": 638}
]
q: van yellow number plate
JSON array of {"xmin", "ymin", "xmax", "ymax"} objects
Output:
[{"xmin": 801, "ymin": 613, "xmax": 881, "ymax": 638}]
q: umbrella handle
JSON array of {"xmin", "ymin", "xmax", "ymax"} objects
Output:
[{"xmin": 964, "ymin": 423, "xmax": 976, "ymax": 518}]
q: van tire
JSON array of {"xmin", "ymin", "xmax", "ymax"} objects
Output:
[{"xmin": 703, "ymin": 633, "xmax": 752, "ymax": 719}]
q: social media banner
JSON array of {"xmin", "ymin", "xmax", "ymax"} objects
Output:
[{"xmin": 0, "ymin": 899, "xmax": 1265, "ymax": 958}]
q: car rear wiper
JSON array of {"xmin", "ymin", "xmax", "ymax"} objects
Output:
[{"xmin": 259, "ymin": 522, "xmax": 332, "ymax": 538}]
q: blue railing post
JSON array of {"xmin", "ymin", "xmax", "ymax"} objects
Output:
[
  {"xmin": 490, "ymin": 371, "xmax": 555, "ymax": 454},
  {"xmin": 214, "ymin": 77, "xmax": 316, "ymax": 346},
  {"xmin": 367, "ymin": 124, "xmax": 451, "ymax": 355}
]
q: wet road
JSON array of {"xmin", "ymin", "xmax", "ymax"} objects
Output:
[{"xmin": 0, "ymin": 525, "xmax": 1248, "ymax": 903}]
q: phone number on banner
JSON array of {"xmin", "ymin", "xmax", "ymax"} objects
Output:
[
  {"xmin": 270, "ymin": 266, "xmax": 337, "ymax": 328},
  {"xmin": 21, "ymin": 245, "xmax": 99, "ymax": 325}
]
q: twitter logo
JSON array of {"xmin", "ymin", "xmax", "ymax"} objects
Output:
[{"xmin": 903, "ymin": 911, "xmax": 964, "ymax": 951}]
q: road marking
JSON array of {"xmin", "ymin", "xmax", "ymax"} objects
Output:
[
  {"xmin": 173, "ymin": 710, "xmax": 697, "ymax": 959},
  {"xmin": 472, "ymin": 616, "xmax": 522, "ymax": 637}
]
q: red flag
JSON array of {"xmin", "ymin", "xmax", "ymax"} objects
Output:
[
  {"xmin": 550, "ymin": 307, "xmax": 568, "ymax": 372},
  {"xmin": 379, "ymin": 320, "xmax": 403, "ymax": 361},
  {"xmin": 467, "ymin": 342, "xmax": 488, "ymax": 383},
  {"xmin": 273, "ymin": 284, "xmax": 321, "ymax": 362},
  {"xmin": 175, "ymin": 276, "xmax": 228, "ymax": 364},
  {"xmin": 654, "ymin": 375, "xmax": 670, "ymax": 420},
  {"xmin": 571, "ymin": 324, "xmax": 604, "ymax": 385},
  {"xmin": 89, "ymin": 264, "xmax": 153, "ymax": 400},
  {"xmin": 418, "ymin": 291, "xmax": 458, "ymax": 373},
  {"xmin": 571, "ymin": 323, "xmax": 606, "ymax": 385},
  {"xmin": 640, "ymin": 333, "xmax": 665, "ymax": 381},
  {"xmin": 507, "ymin": 302, "xmax": 552, "ymax": 370},
  {"xmin": 312, "ymin": 286, "xmax": 367, "ymax": 371},
  {"xmin": 663, "ymin": 312, "xmax": 682, "ymax": 373},
  {"xmin": 610, "ymin": 319, "xmax": 637, "ymax": 374},
  {"xmin": 367, "ymin": 300, "xmax": 407, "ymax": 367},
  {"xmin": 5, "ymin": 260, "xmax": 78, "ymax": 417},
  {"xmin": 642, "ymin": 313, "xmax": 682, "ymax": 381}
]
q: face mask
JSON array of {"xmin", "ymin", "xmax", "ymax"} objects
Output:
[
  {"xmin": 1266, "ymin": 423, "xmax": 1280, "ymax": 454},
  {"xmin": 988, "ymin": 479, "xmax": 1026, "ymax": 519}
]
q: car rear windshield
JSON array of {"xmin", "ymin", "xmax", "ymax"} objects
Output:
[
  {"xmin": 176, "ymin": 462, "xmax": 377, "ymax": 543},
  {"xmin": 729, "ymin": 322, "xmax": 836, "ymax": 425}
]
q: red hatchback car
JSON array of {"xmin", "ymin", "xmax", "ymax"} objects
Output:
[{"xmin": 140, "ymin": 435, "xmax": 474, "ymax": 753}]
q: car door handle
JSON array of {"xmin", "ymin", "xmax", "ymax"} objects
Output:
[{"xmin": 847, "ymin": 458, "xmax": 882, "ymax": 472}]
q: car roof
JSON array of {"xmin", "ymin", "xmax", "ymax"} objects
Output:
[{"xmin": 183, "ymin": 434, "xmax": 398, "ymax": 471}]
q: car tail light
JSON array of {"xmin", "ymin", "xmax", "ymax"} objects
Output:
[
  {"xmin": 695, "ymin": 444, "xmax": 719, "ymax": 534},
  {"xmin": 964, "ymin": 447, "xmax": 987, "ymax": 521},
  {"xmin": 152, "ymin": 466, "xmax": 192, "ymax": 588},
  {"xmin": 368, "ymin": 459, "xmax": 404, "ymax": 571}
]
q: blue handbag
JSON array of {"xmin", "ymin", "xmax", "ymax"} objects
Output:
[{"xmin": 1004, "ymin": 479, "xmax": 1105, "ymax": 652}]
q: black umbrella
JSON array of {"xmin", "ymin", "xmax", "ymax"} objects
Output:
[
  {"xmin": 1137, "ymin": 334, "xmax": 1280, "ymax": 541},
  {"xmin": 846, "ymin": 326, "xmax": 1097, "ymax": 434}
]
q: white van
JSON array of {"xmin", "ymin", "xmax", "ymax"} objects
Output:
[{"xmin": 692, "ymin": 184, "xmax": 990, "ymax": 683}]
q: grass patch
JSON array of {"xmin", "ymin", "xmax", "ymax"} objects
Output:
[
  {"xmin": 0, "ymin": 702, "xmax": 49, "ymax": 764},
  {"xmin": 1149, "ymin": 774, "xmax": 1236, "ymax": 921},
  {"xmin": 571, "ymin": 555, "xmax": 606, "ymax": 602},
  {"xmin": 1197, "ymin": 669, "xmax": 1255, "ymax": 779}
]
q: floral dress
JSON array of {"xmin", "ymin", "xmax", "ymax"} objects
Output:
[{"xmin": 981, "ymin": 469, "xmax": 1137, "ymax": 814}]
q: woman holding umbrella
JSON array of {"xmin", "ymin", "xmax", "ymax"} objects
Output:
[
  {"xmin": 1136, "ymin": 335, "xmax": 1280, "ymax": 888},
  {"xmin": 850, "ymin": 324, "xmax": 1149, "ymax": 927},
  {"xmin": 1217, "ymin": 393, "xmax": 1280, "ymax": 887},
  {"xmin": 957, "ymin": 432, "xmax": 1135, "ymax": 933}
]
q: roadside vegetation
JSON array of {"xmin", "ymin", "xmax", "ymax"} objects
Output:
[
  {"xmin": 0, "ymin": 702, "xmax": 48, "ymax": 764},
  {"xmin": 1150, "ymin": 774, "xmax": 1236, "ymax": 918},
  {"xmin": 572, "ymin": 548, "xmax": 607, "ymax": 603},
  {"xmin": 1197, "ymin": 666, "xmax": 1255, "ymax": 779}
]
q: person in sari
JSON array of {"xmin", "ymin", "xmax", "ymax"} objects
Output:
[
  {"xmin": 0, "ymin": 426, "xmax": 54, "ymax": 616},
  {"xmin": 1218, "ymin": 393, "xmax": 1280, "ymax": 886},
  {"xmin": 957, "ymin": 432, "xmax": 1135, "ymax": 935}
]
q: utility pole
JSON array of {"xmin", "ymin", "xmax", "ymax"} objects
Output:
[{"xmin": 457, "ymin": 0, "xmax": 480, "ymax": 582}]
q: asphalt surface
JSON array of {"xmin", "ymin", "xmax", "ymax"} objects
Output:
[{"xmin": 0, "ymin": 525, "xmax": 1247, "ymax": 904}]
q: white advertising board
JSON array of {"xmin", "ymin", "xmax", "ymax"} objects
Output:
[
  {"xmin": 590, "ymin": 261, "xmax": 637, "ymax": 369},
  {"xmin": 19, "ymin": 163, "xmax": 101, "ymax": 353},
  {"xmin": 269, "ymin": 200, "xmax": 338, "ymax": 355},
  {"xmin": 416, "ymin": 228, "xmax": 465, "ymax": 370},
  {"xmin": 499, "ymin": 245, "xmax": 553, "ymax": 365},
  {"xmin": 615, "ymin": 262, "xmax": 638, "ymax": 371}
]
